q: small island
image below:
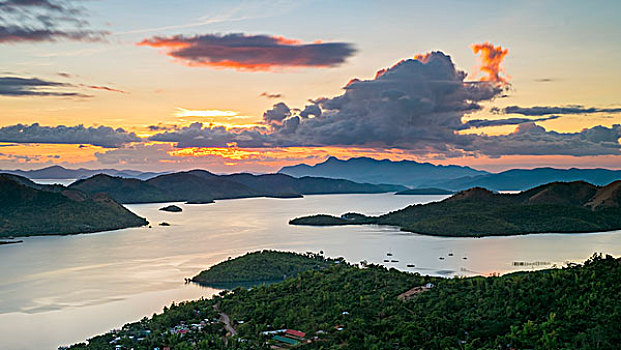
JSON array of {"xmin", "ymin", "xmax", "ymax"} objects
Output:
[
  {"xmin": 395, "ymin": 187, "xmax": 454, "ymax": 195},
  {"xmin": 291, "ymin": 181, "xmax": 621, "ymax": 237},
  {"xmin": 159, "ymin": 204, "xmax": 182, "ymax": 212},
  {"xmin": 192, "ymin": 250, "xmax": 335, "ymax": 287}
]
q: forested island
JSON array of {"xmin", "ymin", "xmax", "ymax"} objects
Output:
[
  {"xmin": 192, "ymin": 250, "xmax": 335, "ymax": 287},
  {"xmin": 68, "ymin": 251, "xmax": 621, "ymax": 349},
  {"xmin": 291, "ymin": 181, "xmax": 621, "ymax": 237},
  {"xmin": 0, "ymin": 174, "xmax": 147, "ymax": 238}
]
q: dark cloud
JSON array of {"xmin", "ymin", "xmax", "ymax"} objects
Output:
[
  {"xmin": 149, "ymin": 50, "xmax": 620, "ymax": 157},
  {"xmin": 83, "ymin": 85, "xmax": 127, "ymax": 94},
  {"xmin": 260, "ymin": 92, "xmax": 282, "ymax": 99},
  {"xmin": 266, "ymin": 52, "xmax": 503, "ymax": 150},
  {"xmin": 471, "ymin": 123, "xmax": 621, "ymax": 156},
  {"xmin": 147, "ymin": 124, "xmax": 175, "ymax": 131},
  {"xmin": 0, "ymin": 76, "xmax": 90, "ymax": 97},
  {"xmin": 299, "ymin": 104, "xmax": 321, "ymax": 118},
  {"xmin": 501, "ymin": 105, "xmax": 621, "ymax": 116},
  {"xmin": 0, "ymin": 0, "xmax": 106, "ymax": 43},
  {"xmin": 1, "ymin": 76, "xmax": 128, "ymax": 97},
  {"xmin": 137, "ymin": 33, "xmax": 355, "ymax": 71},
  {"xmin": 0, "ymin": 123, "xmax": 141, "ymax": 148},
  {"xmin": 149, "ymin": 122, "xmax": 270, "ymax": 148},
  {"xmin": 464, "ymin": 116, "xmax": 559, "ymax": 128},
  {"xmin": 262, "ymin": 102, "xmax": 291, "ymax": 124}
]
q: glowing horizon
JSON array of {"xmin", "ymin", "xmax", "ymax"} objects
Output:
[{"xmin": 1, "ymin": 1, "xmax": 619, "ymax": 173}]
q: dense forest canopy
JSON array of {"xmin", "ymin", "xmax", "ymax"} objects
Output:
[{"xmin": 69, "ymin": 252, "xmax": 621, "ymax": 350}]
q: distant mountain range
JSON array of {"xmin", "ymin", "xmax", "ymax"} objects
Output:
[
  {"xmin": 291, "ymin": 180, "xmax": 621, "ymax": 237},
  {"xmin": 0, "ymin": 174, "xmax": 147, "ymax": 238},
  {"xmin": 279, "ymin": 156, "xmax": 487, "ymax": 187},
  {"xmin": 69, "ymin": 170, "xmax": 407, "ymax": 204},
  {"xmin": 279, "ymin": 157, "xmax": 621, "ymax": 190},
  {"xmin": 1, "ymin": 165, "xmax": 165, "ymax": 180},
  {"xmin": 429, "ymin": 168, "xmax": 621, "ymax": 191}
]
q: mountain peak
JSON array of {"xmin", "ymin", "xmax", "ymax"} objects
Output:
[{"xmin": 279, "ymin": 157, "xmax": 487, "ymax": 186}]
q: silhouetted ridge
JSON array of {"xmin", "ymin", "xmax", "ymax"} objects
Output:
[{"xmin": 0, "ymin": 174, "xmax": 147, "ymax": 237}]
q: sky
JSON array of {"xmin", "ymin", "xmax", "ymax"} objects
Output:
[{"xmin": 1, "ymin": 0, "xmax": 620, "ymax": 173}]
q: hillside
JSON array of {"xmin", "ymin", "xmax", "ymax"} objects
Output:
[
  {"xmin": 290, "ymin": 181, "xmax": 621, "ymax": 237},
  {"xmin": 192, "ymin": 250, "xmax": 335, "ymax": 286},
  {"xmin": 69, "ymin": 171, "xmax": 406, "ymax": 204},
  {"xmin": 70, "ymin": 174, "xmax": 172, "ymax": 203},
  {"xmin": 69, "ymin": 253, "xmax": 621, "ymax": 349},
  {"xmin": 278, "ymin": 156, "xmax": 487, "ymax": 186},
  {"xmin": 0, "ymin": 174, "xmax": 147, "ymax": 238}
]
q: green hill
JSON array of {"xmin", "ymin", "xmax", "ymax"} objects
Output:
[
  {"xmin": 68, "ymin": 253, "xmax": 621, "ymax": 349},
  {"xmin": 0, "ymin": 174, "xmax": 147, "ymax": 237},
  {"xmin": 192, "ymin": 250, "xmax": 335, "ymax": 286},
  {"xmin": 291, "ymin": 181, "xmax": 621, "ymax": 237}
]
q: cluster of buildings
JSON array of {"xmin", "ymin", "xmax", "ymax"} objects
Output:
[{"xmin": 265, "ymin": 329, "xmax": 308, "ymax": 348}]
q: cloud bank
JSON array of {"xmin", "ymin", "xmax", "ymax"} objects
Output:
[
  {"xmin": 137, "ymin": 33, "xmax": 355, "ymax": 71},
  {"xmin": 0, "ymin": 123, "xmax": 141, "ymax": 148}
]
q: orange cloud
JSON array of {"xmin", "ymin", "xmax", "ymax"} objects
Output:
[
  {"xmin": 471, "ymin": 42, "xmax": 509, "ymax": 84},
  {"xmin": 137, "ymin": 33, "xmax": 355, "ymax": 72}
]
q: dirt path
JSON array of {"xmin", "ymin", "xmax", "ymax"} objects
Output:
[{"xmin": 213, "ymin": 303, "xmax": 237, "ymax": 336}]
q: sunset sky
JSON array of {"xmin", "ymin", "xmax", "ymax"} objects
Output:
[{"xmin": 1, "ymin": 0, "xmax": 620, "ymax": 173}]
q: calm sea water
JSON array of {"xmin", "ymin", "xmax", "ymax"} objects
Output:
[{"xmin": 1, "ymin": 192, "xmax": 620, "ymax": 349}]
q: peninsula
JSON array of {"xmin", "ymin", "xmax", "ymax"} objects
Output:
[
  {"xmin": 0, "ymin": 174, "xmax": 147, "ymax": 238},
  {"xmin": 290, "ymin": 181, "xmax": 621, "ymax": 237}
]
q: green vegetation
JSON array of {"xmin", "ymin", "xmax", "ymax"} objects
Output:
[
  {"xmin": 291, "ymin": 181, "xmax": 621, "ymax": 237},
  {"xmin": 0, "ymin": 174, "xmax": 147, "ymax": 238},
  {"xmin": 69, "ymin": 252, "xmax": 621, "ymax": 349},
  {"xmin": 192, "ymin": 250, "xmax": 335, "ymax": 286}
]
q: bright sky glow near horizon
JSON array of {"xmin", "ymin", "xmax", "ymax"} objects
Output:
[{"xmin": 1, "ymin": 0, "xmax": 620, "ymax": 173}]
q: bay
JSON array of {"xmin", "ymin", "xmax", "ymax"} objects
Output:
[{"xmin": 1, "ymin": 193, "xmax": 620, "ymax": 349}]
